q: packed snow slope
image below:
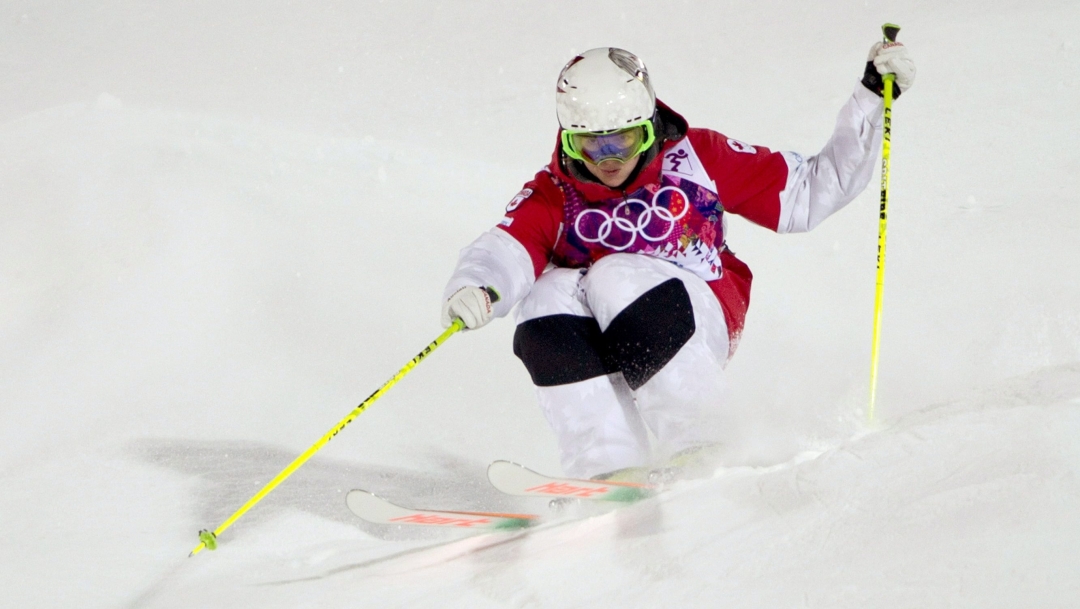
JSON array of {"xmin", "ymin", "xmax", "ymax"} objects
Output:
[{"xmin": 2, "ymin": 1, "xmax": 1078, "ymax": 607}]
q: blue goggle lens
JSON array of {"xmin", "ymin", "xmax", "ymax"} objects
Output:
[{"xmin": 562, "ymin": 122, "xmax": 655, "ymax": 164}]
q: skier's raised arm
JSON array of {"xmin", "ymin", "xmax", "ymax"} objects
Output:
[
  {"xmin": 777, "ymin": 40, "xmax": 914, "ymax": 233},
  {"xmin": 698, "ymin": 41, "xmax": 916, "ymax": 234}
]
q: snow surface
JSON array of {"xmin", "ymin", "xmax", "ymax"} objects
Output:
[{"xmin": 2, "ymin": 1, "xmax": 1079, "ymax": 607}]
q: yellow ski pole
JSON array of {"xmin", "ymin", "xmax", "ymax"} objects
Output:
[
  {"xmin": 189, "ymin": 318, "xmax": 466, "ymax": 557},
  {"xmin": 868, "ymin": 23, "xmax": 901, "ymax": 423}
]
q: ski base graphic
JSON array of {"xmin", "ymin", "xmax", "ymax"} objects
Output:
[
  {"xmin": 487, "ymin": 460, "xmax": 656, "ymax": 503},
  {"xmin": 346, "ymin": 490, "xmax": 537, "ymax": 530}
]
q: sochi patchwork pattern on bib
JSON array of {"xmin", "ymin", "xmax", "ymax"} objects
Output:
[{"xmin": 552, "ymin": 139, "xmax": 726, "ymax": 282}]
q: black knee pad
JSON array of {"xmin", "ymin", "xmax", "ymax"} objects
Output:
[
  {"xmin": 513, "ymin": 314, "xmax": 616, "ymax": 387},
  {"xmin": 602, "ymin": 278, "xmax": 696, "ymax": 390},
  {"xmin": 513, "ymin": 278, "xmax": 696, "ymax": 390}
]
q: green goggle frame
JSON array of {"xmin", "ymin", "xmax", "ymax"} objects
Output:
[{"xmin": 560, "ymin": 120, "xmax": 656, "ymax": 164}]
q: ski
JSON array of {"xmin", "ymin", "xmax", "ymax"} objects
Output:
[
  {"xmin": 487, "ymin": 460, "xmax": 656, "ymax": 503},
  {"xmin": 346, "ymin": 489, "xmax": 539, "ymax": 530}
]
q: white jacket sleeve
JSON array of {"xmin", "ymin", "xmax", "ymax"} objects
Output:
[
  {"xmin": 443, "ymin": 228, "xmax": 537, "ymax": 319},
  {"xmin": 775, "ymin": 83, "xmax": 884, "ymax": 234}
]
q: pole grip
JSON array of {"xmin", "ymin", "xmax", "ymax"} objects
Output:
[
  {"xmin": 882, "ymin": 23, "xmax": 900, "ymax": 43},
  {"xmin": 881, "ymin": 23, "xmax": 900, "ymax": 98}
]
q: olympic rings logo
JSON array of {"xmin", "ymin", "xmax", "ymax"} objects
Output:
[{"xmin": 573, "ymin": 186, "xmax": 689, "ymax": 251}]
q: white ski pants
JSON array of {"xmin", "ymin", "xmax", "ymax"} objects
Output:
[{"xmin": 514, "ymin": 254, "xmax": 729, "ymax": 478}]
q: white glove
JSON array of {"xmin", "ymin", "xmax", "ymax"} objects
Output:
[
  {"xmin": 862, "ymin": 41, "xmax": 916, "ymax": 97},
  {"xmin": 441, "ymin": 286, "xmax": 496, "ymax": 330}
]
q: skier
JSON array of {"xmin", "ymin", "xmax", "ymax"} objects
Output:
[{"xmin": 441, "ymin": 43, "xmax": 915, "ymax": 480}]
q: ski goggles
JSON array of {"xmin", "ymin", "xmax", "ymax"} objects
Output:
[{"xmin": 560, "ymin": 120, "xmax": 656, "ymax": 165}]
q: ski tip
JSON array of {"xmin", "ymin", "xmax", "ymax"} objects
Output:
[
  {"xmin": 345, "ymin": 488, "xmax": 382, "ymax": 506},
  {"xmin": 345, "ymin": 489, "xmax": 384, "ymax": 516},
  {"xmin": 487, "ymin": 460, "xmax": 535, "ymax": 481}
]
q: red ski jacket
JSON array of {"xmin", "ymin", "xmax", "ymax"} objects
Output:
[{"xmin": 446, "ymin": 84, "xmax": 884, "ymax": 352}]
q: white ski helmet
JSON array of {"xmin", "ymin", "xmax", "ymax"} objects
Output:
[{"xmin": 556, "ymin": 48, "xmax": 656, "ymax": 133}]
